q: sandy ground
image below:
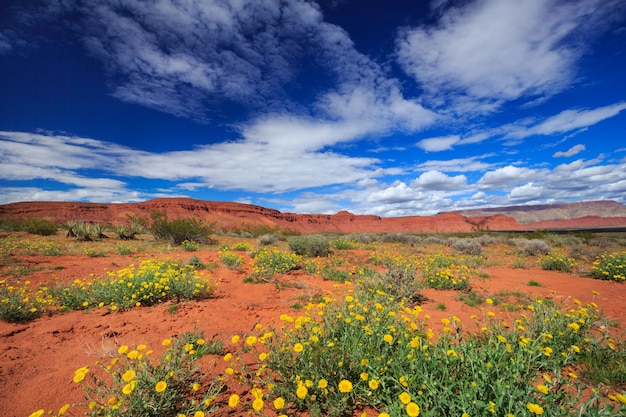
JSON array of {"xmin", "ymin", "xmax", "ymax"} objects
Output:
[{"xmin": 1, "ymin": 245, "xmax": 625, "ymax": 417}]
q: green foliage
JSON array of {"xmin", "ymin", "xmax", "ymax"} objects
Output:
[
  {"xmin": 22, "ymin": 217, "xmax": 59, "ymax": 236},
  {"xmin": 248, "ymin": 249, "xmax": 301, "ymax": 281},
  {"xmin": 288, "ymin": 235, "xmax": 330, "ymax": 257},
  {"xmin": 116, "ymin": 243, "xmax": 134, "ymax": 256},
  {"xmin": 331, "ymin": 238, "xmax": 358, "ymax": 250},
  {"xmin": 219, "ymin": 250, "xmax": 244, "ymax": 270},
  {"xmin": 592, "ymin": 252, "xmax": 626, "ymax": 282},
  {"xmin": 539, "ymin": 252, "xmax": 576, "ymax": 272},
  {"xmin": 186, "ymin": 255, "xmax": 205, "ymax": 269},
  {"xmin": 421, "ymin": 254, "xmax": 472, "ymax": 290},
  {"xmin": 180, "ymin": 239, "xmax": 200, "ymax": 252},
  {"xmin": 457, "ymin": 290, "xmax": 485, "ymax": 307},
  {"xmin": 257, "ymin": 234, "xmax": 279, "ymax": 246},
  {"xmin": 72, "ymin": 331, "xmax": 222, "ymax": 417},
  {"xmin": 149, "ymin": 211, "xmax": 215, "ymax": 245},
  {"xmin": 229, "ymin": 241, "xmax": 254, "ymax": 251},
  {"xmin": 320, "ymin": 267, "xmax": 351, "ymax": 282},
  {"xmin": 0, "ymin": 259, "xmax": 216, "ymax": 322},
  {"xmin": 0, "ymin": 280, "xmax": 47, "ymax": 322},
  {"xmin": 226, "ymin": 287, "xmax": 624, "ymax": 417}
]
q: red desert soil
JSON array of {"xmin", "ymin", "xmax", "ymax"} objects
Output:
[{"xmin": 1, "ymin": 245, "xmax": 625, "ymax": 417}]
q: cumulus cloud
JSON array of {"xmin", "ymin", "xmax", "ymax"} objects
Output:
[
  {"xmin": 411, "ymin": 170, "xmax": 467, "ymax": 191},
  {"xmin": 396, "ymin": 0, "xmax": 622, "ymax": 113},
  {"xmin": 477, "ymin": 165, "xmax": 549, "ymax": 190},
  {"xmin": 416, "ymin": 135, "xmax": 459, "ymax": 152},
  {"xmin": 553, "ymin": 144, "xmax": 586, "ymax": 158}
]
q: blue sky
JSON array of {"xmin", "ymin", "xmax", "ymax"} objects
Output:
[{"xmin": 1, "ymin": 0, "xmax": 625, "ymax": 216}]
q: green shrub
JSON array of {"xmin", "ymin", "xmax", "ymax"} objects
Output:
[
  {"xmin": 0, "ymin": 281, "xmax": 47, "ymax": 323},
  {"xmin": 65, "ymin": 331, "xmax": 222, "ymax": 417},
  {"xmin": 149, "ymin": 211, "xmax": 215, "ymax": 245},
  {"xmin": 320, "ymin": 267, "xmax": 351, "ymax": 282},
  {"xmin": 449, "ymin": 238, "xmax": 483, "ymax": 255},
  {"xmin": 224, "ymin": 287, "xmax": 624, "ymax": 417},
  {"xmin": 288, "ymin": 235, "xmax": 329, "ymax": 257},
  {"xmin": 248, "ymin": 249, "xmax": 301, "ymax": 281},
  {"xmin": 332, "ymin": 238, "xmax": 358, "ymax": 250},
  {"xmin": 219, "ymin": 250, "xmax": 244, "ymax": 270},
  {"xmin": 539, "ymin": 252, "xmax": 576, "ymax": 272},
  {"xmin": 592, "ymin": 252, "xmax": 626, "ymax": 282},
  {"xmin": 421, "ymin": 254, "xmax": 471, "ymax": 290},
  {"xmin": 258, "ymin": 234, "xmax": 279, "ymax": 246},
  {"xmin": 115, "ymin": 243, "xmax": 134, "ymax": 256},
  {"xmin": 516, "ymin": 239, "xmax": 552, "ymax": 256},
  {"xmin": 180, "ymin": 239, "xmax": 199, "ymax": 252},
  {"xmin": 230, "ymin": 241, "xmax": 253, "ymax": 251},
  {"xmin": 23, "ymin": 218, "xmax": 58, "ymax": 236}
]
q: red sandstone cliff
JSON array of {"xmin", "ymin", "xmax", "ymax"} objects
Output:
[{"xmin": 1, "ymin": 198, "xmax": 624, "ymax": 234}]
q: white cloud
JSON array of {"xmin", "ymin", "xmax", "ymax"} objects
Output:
[
  {"xmin": 506, "ymin": 102, "xmax": 626, "ymax": 139},
  {"xmin": 396, "ymin": 0, "xmax": 619, "ymax": 113},
  {"xmin": 509, "ymin": 182, "xmax": 548, "ymax": 203},
  {"xmin": 416, "ymin": 155, "xmax": 494, "ymax": 173},
  {"xmin": 553, "ymin": 144, "xmax": 586, "ymax": 158},
  {"xmin": 477, "ymin": 165, "xmax": 548, "ymax": 190},
  {"xmin": 411, "ymin": 170, "xmax": 467, "ymax": 191},
  {"xmin": 416, "ymin": 135, "xmax": 459, "ymax": 152}
]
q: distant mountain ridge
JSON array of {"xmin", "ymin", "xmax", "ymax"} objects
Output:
[
  {"xmin": 455, "ymin": 200, "xmax": 626, "ymax": 224},
  {"xmin": 1, "ymin": 198, "xmax": 625, "ymax": 233}
]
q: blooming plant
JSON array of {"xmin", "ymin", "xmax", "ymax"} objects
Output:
[
  {"xmin": 421, "ymin": 254, "xmax": 473, "ymax": 290},
  {"xmin": 223, "ymin": 285, "xmax": 625, "ymax": 417},
  {"xmin": 219, "ymin": 250, "xmax": 244, "ymax": 270},
  {"xmin": 247, "ymin": 249, "xmax": 302, "ymax": 281},
  {"xmin": 540, "ymin": 252, "xmax": 577, "ymax": 272},
  {"xmin": 56, "ymin": 331, "xmax": 222, "ymax": 417},
  {"xmin": 592, "ymin": 252, "xmax": 626, "ymax": 282},
  {"xmin": 0, "ymin": 259, "xmax": 215, "ymax": 322}
]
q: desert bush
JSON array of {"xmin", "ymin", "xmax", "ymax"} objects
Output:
[
  {"xmin": 421, "ymin": 235, "xmax": 447, "ymax": 245},
  {"xmin": 149, "ymin": 211, "xmax": 215, "ymax": 245},
  {"xmin": 248, "ymin": 249, "xmax": 302, "ymax": 281},
  {"xmin": 474, "ymin": 234, "xmax": 501, "ymax": 246},
  {"xmin": 22, "ymin": 217, "xmax": 58, "ymax": 236},
  {"xmin": 257, "ymin": 234, "xmax": 278, "ymax": 246},
  {"xmin": 421, "ymin": 254, "xmax": 472, "ymax": 290},
  {"xmin": 567, "ymin": 245, "xmax": 599, "ymax": 263},
  {"xmin": 0, "ymin": 280, "xmax": 48, "ymax": 323},
  {"xmin": 219, "ymin": 250, "xmax": 244, "ymax": 270},
  {"xmin": 66, "ymin": 221, "xmax": 107, "ymax": 241},
  {"xmin": 345, "ymin": 233, "xmax": 375, "ymax": 244},
  {"xmin": 592, "ymin": 252, "xmax": 626, "ymax": 282},
  {"xmin": 516, "ymin": 239, "xmax": 552, "ymax": 256},
  {"xmin": 223, "ymin": 287, "xmax": 624, "ymax": 417},
  {"xmin": 288, "ymin": 235, "xmax": 329, "ymax": 257},
  {"xmin": 112, "ymin": 225, "xmax": 141, "ymax": 240},
  {"xmin": 115, "ymin": 243, "xmax": 134, "ymax": 256},
  {"xmin": 65, "ymin": 331, "xmax": 222, "ymax": 417},
  {"xmin": 379, "ymin": 232, "xmax": 419, "ymax": 244},
  {"xmin": 186, "ymin": 255, "xmax": 205, "ymax": 269},
  {"xmin": 180, "ymin": 239, "xmax": 199, "ymax": 252},
  {"xmin": 331, "ymin": 237, "xmax": 358, "ymax": 250},
  {"xmin": 449, "ymin": 238, "xmax": 483, "ymax": 255},
  {"xmin": 320, "ymin": 267, "xmax": 351, "ymax": 282},
  {"xmin": 539, "ymin": 252, "xmax": 576, "ymax": 273},
  {"xmin": 229, "ymin": 241, "xmax": 253, "ymax": 251}
]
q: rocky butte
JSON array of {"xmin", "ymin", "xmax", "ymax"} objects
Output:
[{"xmin": 1, "ymin": 198, "xmax": 626, "ymax": 234}]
